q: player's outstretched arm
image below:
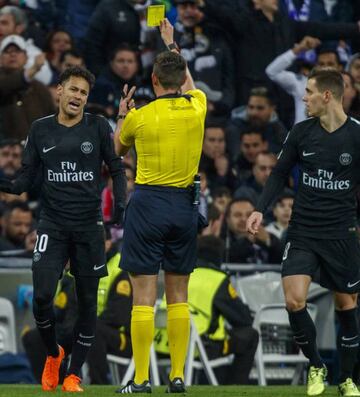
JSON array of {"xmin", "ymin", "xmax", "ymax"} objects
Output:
[{"xmin": 246, "ymin": 211, "xmax": 263, "ymax": 235}]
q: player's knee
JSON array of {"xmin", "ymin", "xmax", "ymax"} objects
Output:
[
  {"xmin": 285, "ymin": 297, "xmax": 306, "ymax": 312},
  {"xmin": 32, "ymin": 289, "xmax": 55, "ymax": 311}
]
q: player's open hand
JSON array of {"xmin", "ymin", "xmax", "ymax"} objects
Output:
[{"xmin": 246, "ymin": 211, "xmax": 263, "ymax": 235}]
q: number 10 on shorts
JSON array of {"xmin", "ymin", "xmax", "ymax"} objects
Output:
[{"xmin": 34, "ymin": 234, "xmax": 49, "ymax": 253}]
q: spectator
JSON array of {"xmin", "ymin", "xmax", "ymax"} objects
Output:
[
  {"xmin": 224, "ymin": 197, "xmax": 282, "ymax": 264},
  {"xmin": 155, "ymin": 235, "xmax": 259, "ymax": 385},
  {"xmin": 231, "ymin": 129, "xmax": 269, "ymax": 185},
  {"xmin": 346, "ymin": 53, "xmax": 360, "ymax": 93},
  {"xmin": 83, "ymin": 0, "xmax": 142, "ymax": 75},
  {"xmin": 59, "ymin": 49, "xmax": 85, "ymax": 73},
  {"xmin": 316, "ymin": 47, "xmax": 342, "ymax": 70},
  {"xmin": 169, "ymin": 0, "xmax": 235, "ymax": 117},
  {"xmin": 44, "ymin": 29, "xmax": 74, "ymax": 84},
  {"xmin": 89, "ymin": 44, "xmax": 144, "ymax": 118},
  {"xmin": 203, "ymin": 0, "xmax": 360, "ymax": 107},
  {"xmin": 0, "ymin": 6, "xmax": 52, "ymax": 84},
  {"xmin": 0, "ymin": 35, "xmax": 55, "ymax": 140},
  {"xmin": 266, "ymin": 36, "xmax": 320, "ymax": 123},
  {"xmin": 342, "ymin": 71, "xmax": 360, "ymax": 120},
  {"xmin": 227, "ymin": 87, "xmax": 287, "ymax": 161},
  {"xmin": 199, "ymin": 122, "xmax": 235, "ymax": 191},
  {"xmin": 234, "ymin": 151, "xmax": 277, "ymax": 205},
  {"xmin": 0, "ymin": 200, "xmax": 32, "ymax": 251},
  {"xmin": 280, "ymin": 0, "xmax": 354, "ymax": 24},
  {"xmin": 0, "ymin": 138, "xmax": 23, "ymax": 178},
  {"xmin": 265, "ymin": 189, "xmax": 294, "ymax": 241}
]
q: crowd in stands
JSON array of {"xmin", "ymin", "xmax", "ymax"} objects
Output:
[{"xmin": 1, "ymin": 0, "xmax": 360, "ymax": 385}]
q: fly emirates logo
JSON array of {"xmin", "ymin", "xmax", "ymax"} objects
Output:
[
  {"xmin": 303, "ymin": 169, "xmax": 350, "ymax": 191},
  {"xmin": 48, "ymin": 161, "xmax": 94, "ymax": 182}
]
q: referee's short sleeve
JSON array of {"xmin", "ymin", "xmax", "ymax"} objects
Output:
[
  {"xmin": 186, "ymin": 89, "xmax": 207, "ymax": 113},
  {"xmin": 120, "ymin": 109, "xmax": 137, "ymax": 147}
]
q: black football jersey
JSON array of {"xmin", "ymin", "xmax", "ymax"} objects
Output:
[
  {"xmin": 257, "ymin": 117, "xmax": 360, "ymax": 239},
  {"xmin": 13, "ymin": 113, "xmax": 126, "ymax": 228}
]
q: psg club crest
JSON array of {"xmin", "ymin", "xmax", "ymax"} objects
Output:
[
  {"xmin": 339, "ymin": 153, "xmax": 352, "ymax": 166},
  {"xmin": 81, "ymin": 141, "xmax": 93, "ymax": 154}
]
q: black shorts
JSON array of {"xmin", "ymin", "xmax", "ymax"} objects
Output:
[
  {"xmin": 120, "ymin": 185, "xmax": 198, "ymax": 275},
  {"xmin": 281, "ymin": 235, "xmax": 360, "ymax": 293},
  {"xmin": 32, "ymin": 225, "xmax": 106, "ymax": 278}
]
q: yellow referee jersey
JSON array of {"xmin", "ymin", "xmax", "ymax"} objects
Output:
[{"xmin": 120, "ymin": 89, "xmax": 206, "ymax": 188}]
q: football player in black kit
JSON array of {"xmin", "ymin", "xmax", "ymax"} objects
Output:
[
  {"xmin": 0, "ymin": 66, "xmax": 127, "ymax": 392},
  {"xmin": 247, "ymin": 69, "xmax": 360, "ymax": 397}
]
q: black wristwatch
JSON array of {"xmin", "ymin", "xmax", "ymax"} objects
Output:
[
  {"xmin": 116, "ymin": 114, "xmax": 126, "ymax": 121},
  {"xmin": 167, "ymin": 42, "xmax": 180, "ymax": 53}
]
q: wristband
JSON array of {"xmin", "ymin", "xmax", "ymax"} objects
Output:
[
  {"xmin": 167, "ymin": 42, "xmax": 180, "ymax": 53},
  {"xmin": 116, "ymin": 114, "xmax": 126, "ymax": 121}
]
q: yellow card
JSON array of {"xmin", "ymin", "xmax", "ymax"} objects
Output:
[{"xmin": 147, "ymin": 5, "xmax": 165, "ymax": 27}]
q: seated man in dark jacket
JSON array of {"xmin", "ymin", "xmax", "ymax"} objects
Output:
[
  {"xmin": 224, "ymin": 197, "xmax": 283, "ymax": 264},
  {"xmin": 155, "ymin": 235, "xmax": 259, "ymax": 384}
]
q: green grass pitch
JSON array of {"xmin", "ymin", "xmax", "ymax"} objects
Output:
[{"xmin": 0, "ymin": 385, "xmax": 340, "ymax": 397}]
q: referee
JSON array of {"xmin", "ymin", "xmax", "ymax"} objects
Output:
[
  {"xmin": 114, "ymin": 19, "xmax": 206, "ymax": 394},
  {"xmin": 0, "ymin": 66, "xmax": 126, "ymax": 392}
]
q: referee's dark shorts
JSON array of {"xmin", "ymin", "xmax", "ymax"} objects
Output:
[{"xmin": 120, "ymin": 184, "xmax": 199, "ymax": 275}]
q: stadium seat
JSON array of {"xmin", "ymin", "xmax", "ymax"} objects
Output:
[
  {"xmin": 107, "ymin": 344, "xmax": 160, "ymax": 386},
  {"xmin": 184, "ymin": 316, "xmax": 234, "ymax": 386},
  {"xmin": 253, "ymin": 303, "xmax": 317, "ymax": 386},
  {"xmin": 154, "ymin": 300, "xmax": 233, "ymax": 386},
  {"xmin": 0, "ymin": 297, "xmax": 16, "ymax": 354}
]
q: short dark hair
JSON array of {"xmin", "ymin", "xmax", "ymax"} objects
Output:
[
  {"xmin": 110, "ymin": 43, "xmax": 139, "ymax": 61},
  {"xmin": 58, "ymin": 66, "xmax": 95, "ymax": 89},
  {"xmin": 153, "ymin": 51, "xmax": 186, "ymax": 90},
  {"xmin": 212, "ymin": 186, "xmax": 231, "ymax": 199},
  {"xmin": 308, "ymin": 68, "xmax": 344, "ymax": 100},
  {"xmin": 249, "ymin": 86, "xmax": 275, "ymax": 105},
  {"xmin": 0, "ymin": 138, "xmax": 22, "ymax": 149},
  {"xmin": 60, "ymin": 49, "xmax": 84, "ymax": 64},
  {"xmin": 4, "ymin": 201, "xmax": 31, "ymax": 218},
  {"xmin": 226, "ymin": 197, "xmax": 255, "ymax": 218},
  {"xmin": 317, "ymin": 48, "xmax": 341, "ymax": 65},
  {"xmin": 240, "ymin": 129, "xmax": 266, "ymax": 142},
  {"xmin": 274, "ymin": 188, "xmax": 295, "ymax": 206}
]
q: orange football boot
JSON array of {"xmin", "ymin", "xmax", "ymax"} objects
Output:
[
  {"xmin": 41, "ymin": 345, "xmax": 65, "ymax": 391},
  {"xmin": 62, "ymin": 374, "xmax": 84, "ymax": 392}
]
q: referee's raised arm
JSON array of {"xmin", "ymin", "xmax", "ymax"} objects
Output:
[{"xmin": 159, "ymin": 18, "xmax": 196, "ymax": 93}]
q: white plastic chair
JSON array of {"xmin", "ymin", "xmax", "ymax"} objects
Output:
[
  {"xmin": 253, "ymin": 303, "xmax": 317, "ymax": 386},
  {"xmin": 0, "ymin": 297, "xmax": 16, "ymax": 354},
  {"xmin": 184, "ymin": 316, "xmax": 234, "ymax": 386}
]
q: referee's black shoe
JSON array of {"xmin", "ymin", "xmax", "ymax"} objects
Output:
[
  {"xmin": 115, "ymin": 380, "xmax": 152, "ymax": 393},
  {"xmin": 166, "ymin": 377, "xmax": 186, "ymax": 393}
]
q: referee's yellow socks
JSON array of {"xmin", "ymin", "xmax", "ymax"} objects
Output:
[
  {"xmin": 167, "ymin": 302, "xmax": 190, "ymax": 381},
  {"xmin": 131, "ymin": 305, "xmax": 154, "ymax": 385}
]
